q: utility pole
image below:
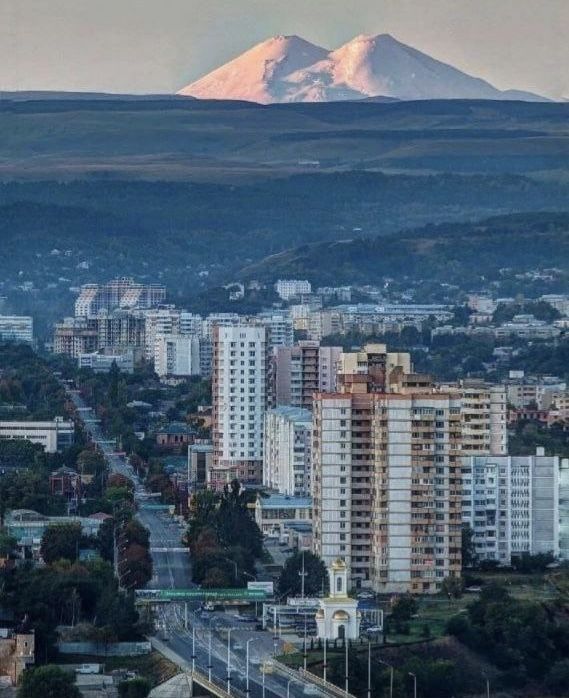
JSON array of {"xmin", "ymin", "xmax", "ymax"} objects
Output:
[
  {"xmin": 303, "ymin": 614, "xmax": 308, "ymax": 671},
  {"xmin": 299, "ymin": 550, "xmax": 307, "ymax": 599},
  {"xmin": 367, "ymin": 641, "xmax": 371, "ymax": 698},
  {"xmin": 345, "ymin": 638, "xmax": 349, "ymax": 695}
]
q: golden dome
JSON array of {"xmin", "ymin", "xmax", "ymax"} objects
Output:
[
  {"xmin": 332, "ymin": 610, "xmax": 349, "ymax": 621},
  {"xmin": 331, "ymin": 558, "xmax": 347, "ymax": 570}
]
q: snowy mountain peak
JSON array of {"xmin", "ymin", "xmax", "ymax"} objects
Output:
[{"xmin": 178, "ymin": 33, "xmax": 546, "ymax": 104}]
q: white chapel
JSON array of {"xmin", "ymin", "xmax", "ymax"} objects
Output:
[{"xmin": 315, "ymin": 558, "xmax": 360, "ymax": 640}]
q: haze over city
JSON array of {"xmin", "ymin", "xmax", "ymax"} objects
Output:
[{"xmin": 1, "ymin": 0, "xmax": 568, "ymax": 99}]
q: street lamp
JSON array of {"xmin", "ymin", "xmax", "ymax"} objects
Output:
[
  {"xmin": 227, "ymin": 628, "xmax": 234, "ymax": 694},
  {"xmin": 287, "ymin": 678, "xmax": 298, "ymax": 698},
  {"xmin": 207, "ymin": 619, "xmax": 213, "ymax": 682},
  {"xmin": 378, "ymin": 659, "xmax": 394, "ymax": 698},
  {"xmin": 367, "ymin": 641, "xmax": 372, "ymax": 698},
  {"xmin": 246, "ymin": 638, "xmax": 260, "ymax": 697},
  {"xmin": 191, "ymin": 625, "xmax": 196, "ymax": 674},
  {"xmin": 409, "ymin": 671, "xmax": 417, "ymax": 698},
  {"xmin": 345, "ymin": 638, "xmax": 349, "ymax": 696}
]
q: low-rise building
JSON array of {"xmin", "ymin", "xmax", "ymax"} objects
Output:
[
  {"xmin": 78, "ymin": 350, "xmax": 135, "ymax": 373},
  {"xmin": 0, "ymin": 316, "xmax": 34, "ymax": 344},
  {"xmin": 254, "ymin": 493, "xmax": 312, "ymax": 538},
  {"xmin": 0, "ymin": 417, "xmax": 74, "ymax": 453}
]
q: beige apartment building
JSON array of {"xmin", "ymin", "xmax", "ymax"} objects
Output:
[{"xmin": 312, "ymin": 383, "xmax": 462, "ymax": 594}]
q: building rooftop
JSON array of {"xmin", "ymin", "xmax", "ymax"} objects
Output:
[{"xmin": 257, "ymin": 494, "xmax": 312, "ymax": 509}]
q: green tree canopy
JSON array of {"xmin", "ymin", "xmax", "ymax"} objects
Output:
[
  {"xmin": 17, "ymin": 665, "xmax": 81, "ymax": 698},
  {"xmin": 40, "ymin": 523, "xmax": 82, "ymax": 564},
  {"xmin": 278, "ymin": 551, "xmax": 328, "ymax": 599}
]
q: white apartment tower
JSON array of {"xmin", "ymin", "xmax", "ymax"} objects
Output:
[
  {"xmin": 212, "ymin": 324, "xmax": 268, "ymax": 489},
  {"xmin": 154, "ymin": 335, "xmax": 201, "ymax": 378},
  {"xmin": 263, "ymin": 406, "xmax": 312, "ymax": 497},
  {"xmin": 462, "ymin": 451, "xmax": 560, "ymax": 565}
]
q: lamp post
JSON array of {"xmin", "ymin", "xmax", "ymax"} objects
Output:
[
  {"xmin": 191, "ymin": 625, "xmax": 196, "ymax": 674},
  {"xmin": 208, "ymin": 624, "xmax": 213, "ymax": 682},
  {"xmin": 409, "ymin": 671, "xmax": 417, "ymax": 698},
  {"xmin": 378, "ymin": 659, "xmax": 394, "ymax": 698},
  {"xmin": 287, "ymin": 678, "xmax": 297, "ymax": 698},
  {"xmin": 323, "ymin": 638, "xmax": 327, "ymax": 683},
  {"xmin": 367, "ymin": 641, "xmax": 372, "ymax": 698},
  {"xmin": 227, "ymin": 628, "xmax": 234, "ymax": 694},
  {"xmin": 303, "ymin": 615, "xmax": 308, "ymax": 671},
  {"xmin": 246, "ymin": 638, "xmax": 259, "ymax": 697},
  {"xmin": 345, "ymin": 638, "xmax": 349, "ymax": 696}
]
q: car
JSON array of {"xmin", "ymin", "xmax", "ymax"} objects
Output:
[{"xmin": 366, "ymin": 626, "xmax": 382, "ymax": 634}]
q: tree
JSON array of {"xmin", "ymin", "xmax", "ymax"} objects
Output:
[
  {"xmin": 441, "ymin": 575, "xmax": 463, "ymax": 599},
  {"xmin": 391, "ymin": 593, "xmax": 418, "ymax": 622},
  {"xmin": 0, "ymin": 529, "xmax": 18, "ymax": 558},
  {"xmin": 461, "ymin": 524, "xmax": 478, "ymax": 569},
  {"xmin": 18, "ymin": 665, "xmax": 81, "ymax": 698},
  {"xmin": 278, "ymin": 551, "xmax": 328, "ymax": 598},
  {"xmin": 40, "ymin": 523, "xmax": 82, "ymax": 564},
  {"xmin": 118, "ymin": 678, "xmax": 151, "ymax": 698},
  {"xmin": 545, "ymin": 659, "xmax": 569, "ymax": 696}
]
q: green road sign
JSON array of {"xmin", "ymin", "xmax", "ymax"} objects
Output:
[{"xmin": 137, "ymin": 588, "xmax": 268, "ymax": 601}]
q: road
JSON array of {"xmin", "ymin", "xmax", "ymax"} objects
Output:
[{"xmin": 67, "ymin": 386, "xmax": 331, "ymax": 698}]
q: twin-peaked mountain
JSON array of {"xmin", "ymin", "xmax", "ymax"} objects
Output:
[{"xmin": 178, "ymin": 33, "xmax": 545, "ymax": 104}]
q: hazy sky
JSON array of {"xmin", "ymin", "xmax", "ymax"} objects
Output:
[{"xmin": 1, "ymin": 0, "xmax": 567, "ymax": 99}]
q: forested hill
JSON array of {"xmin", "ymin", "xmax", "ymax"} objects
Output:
[{"xmin": 241, "ymin": 212, "xmax": 569, "ymax": 287}]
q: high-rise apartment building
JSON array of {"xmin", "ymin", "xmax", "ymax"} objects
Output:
[
  {"xmin": 74, "ymin": 278, "xmax": 166, "ymax": 317},
  {"xmin": 211, "ymin": 324, "xmax": 268, "ymax": 489},
  {"xmin": 312, "ymin": 387, "xmax": 462, "ymax": 594},
  {"xmin": 338, "ymin": 344, "xmax": 412, "ymax": 392},
  {"xmin": 54, "ymin": 317, "xmax": 99, "ymax": 357},
  {"xmin": 462, "ymin": 451, "xmax": 560, "ymax": 565},
  {"xmin": 274, "ymin": 341, "xmax": 342, "ymax": 409},
  {"xmin": 154, "ymin": 335, "xmax": 201, "ymax": 378},
  {"xmin": 263, "ymin": 406, "xmax": 312, "ymax": 497},
  {"xmin": 440, "ymin": 380, "xmax": 508, "ymax": 456},
  {"xmin": 257, "ymin": 313, "xmax": 294, "ymax": 349}
]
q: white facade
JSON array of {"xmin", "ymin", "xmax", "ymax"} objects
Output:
[
  {"xmin": 257, "ymin": 313, "xmax": 294, "ymax": 348},
  {"xmin": 78, "ymin": 351, "xmax": 134, "ymax": 373},
  {"xmin": 154, "ymin": 334, "xmax": 201, "ymax": 378},
  {"xmin": 264, "ymin": 407, "xmax": 312, "ymax": 496},
  {"xmin": 212, "ymin": 324, "xmax": 267, "ymax": 486},
  {"xmin": 74, "ymin": 278, "xmax": 166, "ymax": 317},
  {"xmin": 462, "ymin": 453, "xmax": 560, "ymax": 565},
  {"xmin": 0, "ymin": 418, "xmax": 74, "ymax": 453},
  {"xmin": 275, "ymin": 280, "xmax": 312, "ymax": 301},
  {"xmin": 0, "ymin": 316, "xmax": 33, "ymax": 344}
]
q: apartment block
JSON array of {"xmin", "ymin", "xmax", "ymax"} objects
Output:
[
  {"xmin": 257, "ymin": 312, "xmax": 294, "ymax": 348},
  {"xmin": 275, "ymin": 279, "xmax": 312, "ymax": 301},
  {"xmin": 154, "ymin": 334, "xmax": 201, "ymax": 378},
  {"xmin": 274, "ymin": 341, "xmax": 342, "ymax": 409},
  {"xmin": 53, "ymin": 317, "xmax": 98, "ymax": 358},
  {"xmin": 440, "ymin": 380, "xmax": 508, "ymax": 456},
  {"xmin": 338, "ymin": 343, "xmax": 412, "ymax": 393},
  {"xmin": 462, "ymin": 451, "xmax": 560, "ymax": 565},
  {"xmin": 211, "ymin": 324, "xmax": 268, "ymax": 489},
  {"xmin": 264, "ymin": 406, "xmax": 312, "ymax": 497},
  {"xmin": 74, "ymin": 278, "xmax": 166, "ymax": 317},
  {"xmin": 312, "ymin": 386, "xmax": 462, "ymax": 594}
]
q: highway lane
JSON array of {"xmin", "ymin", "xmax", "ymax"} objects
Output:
[{"xmin": 66, "ymin": 386, "xmax": 330, "ymax": 698}]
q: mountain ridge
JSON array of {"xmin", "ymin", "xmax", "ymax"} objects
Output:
[{"xmin": 178, "ymin": 33, "xmax": 547, "ymax": 103}]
